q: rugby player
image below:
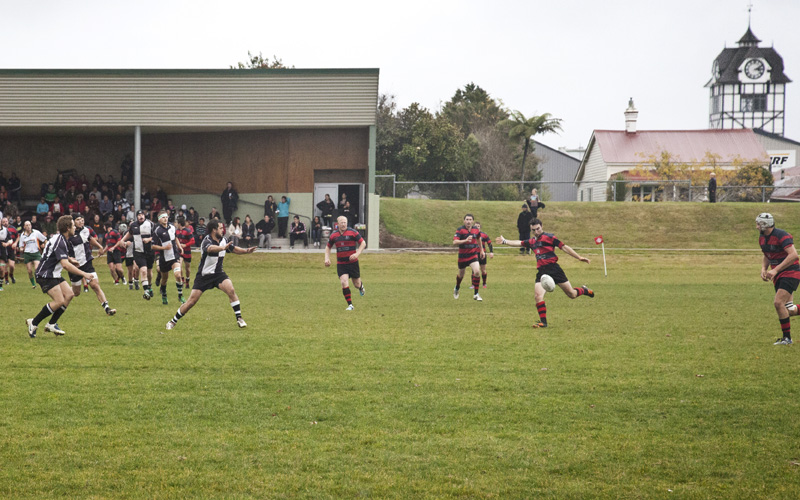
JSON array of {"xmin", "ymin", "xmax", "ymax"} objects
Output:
[
  {"xmin": 26, "ymin": 215, "xmax": 96, "ymax": 337},
  {"xmin": 166, "ymin": 219, "xmax": 255, "ymax": 330},
  {"xmin": 68, "ymin": 214, "xmax": 116, "ymax": 316},
  {"xmin": 17, "ymin": 220, "xmax": 46, "ymax": 288},
  {"xmin": 175, "ymin": 215, "xmax": 195, "ymax": 289},
  {"xmin": 474, "ymin": 221, "xmax": 493, "ymax": 289},
  {"xmin": 324, "ymin": 215, "xmax": 366, "ymax": 311},
  {"xmin": 2, "ymin": 217, "xmax": 18, "ymax": 284},
  {"xmin": 115, "ymin": 210, "xmax": 155, "ymax": 300},
  {"xmin": 102, "ymin": 223, "xmax": 125, "ymax": 285},
  {"xmin": 452, "ymin": 214, "xmax": 485, "ymax": 301},
  {"xmin": 496, "ymin": 218, "xmax": 594, "ymax": 328},
  {"xmin": 756, "ymin": 213, "xmax": 800, "ymax": 345},
  {"xmin": 152, "ymin": 211, "xmax": 185, "ymax": 305}
]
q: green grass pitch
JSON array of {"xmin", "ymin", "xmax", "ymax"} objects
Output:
[{"xmin": 2, "ymin": 251, "xmax": 800, "ymax": 498}]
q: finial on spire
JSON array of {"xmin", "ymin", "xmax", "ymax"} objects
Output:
[{"xmin": 747, "ymin": 1, "xmax": 753, "ymax": 28}]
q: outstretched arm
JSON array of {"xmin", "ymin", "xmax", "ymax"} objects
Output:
[
  {"xmin": 495, "ymin": 235, "xmax": 524, "ymax": 247},
  {"xmin": 562, "ymin": 244, "xmax": 590, "ymax": 264}
]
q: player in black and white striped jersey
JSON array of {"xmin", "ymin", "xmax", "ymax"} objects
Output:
[
  {"xmin": 152, "ymin": 211, "xmax": 185, "ymax": 305},
  {"xmin": 68, "ymin": 214, "xmax": 116, "ymax": 316},
  {"xmin": 26, "ymin": 215, "xmax": 96, "ymax": 338},
  {"xmin": 114, "ymin": 210, "xmax": 155, "ymax": 300},
  {"xmin": 165, "ymin": 219, "xmax": 255, "ymax": 331}
]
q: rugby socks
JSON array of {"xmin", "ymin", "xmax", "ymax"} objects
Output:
[
  {"xmin": 471, "ymin": 274, "xmax": 480, "ymax": 294},
  {"xmin": 574, "ymin": 287, "xmax": 586, "ymax": 297},
  {"xmin": 30, "ymin": 277, "xmax": 35, "ymax": 286},
  {"xmin": 160, "ymin": 284, "xmax": 168, "ymax": 297},
  {"xmin": 171, "ymin": 308, "xmax": 185, "ymax": 324},
  {"xmin": 482, "ymin": 272, "xmax": 487, "ymax": 286},
  {"xmin": 32, "ymin": 304, "xmax": 54, "ymax": 326},
  {"xmin": 176, "ymin": 281, "xmax": 184, "ymax": 299},
  {"xmin": 536, "ymin": 301, "xmax": 547, "ymax": 324},
  {"xmin": 455, "ymin": 275, "xmax": 463, "ymax": 290},
  {"xmin": 155, "ymin": 274, "xmax": 161, "ymax": 287},
  {"xmin": 101, "ymin": 301, "xmax": 113, "ymax": 314},
  {"xmin": 49, "ymin": 305, "xmax": 67, "ymax": 325},
  {"xmin": 231, "ymin": 300, "xmax": 242, "ymax": 318},
  {"xmin": 780, "ymin": 317, "xmax": 791, "ymax": 340},
  {"xmin": 342, "ymin": 287, "xmax": 352, "ymax": 305}
]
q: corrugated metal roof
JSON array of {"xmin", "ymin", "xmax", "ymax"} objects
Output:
[
  {"xmin": 0, "ymin": 69, "xmax": 379, "ymax": 129},
  {"xmin": 593, "ymin": 129, "xmax": 768, "ymax": 164}
]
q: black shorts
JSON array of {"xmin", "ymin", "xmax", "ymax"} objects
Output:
[
  {"xmin": 775, "ymin": 276, "xmax": 800, "ymax": 294},
  {"xmin": 36, "ymin": 277, "xmax": 64, "ymax": 294},
  {"xmin": 337, "ymin": 261, "xmax": 361, "ymax": 279},
  {"xmin": 478, "ymin": 255, "xmax": 488, "ymax": 266},
  {"xmin": 193, "ymin": 272, "xmax": 230, "ymax": 292},
  {"xmin": 69, "ymin": 261, "xmax": 96, "ymax": 283},
  {"xmin": 0, "ymin": 246, "xmax": 6, "ymax": 262},
  {"xmin": 535, "ymin": 263, "xmax": 569, "ymax": 285},
  {"xmin": 125, "ymin": 256, "xmax": 134, "ymax": 267},
  {"xmin": 107, "ymin": 249, "xmax": 122, "ymax": 265},
  {"xmin": 181, "ymin": 255, "xmax": 191, "ymax": 263},
  {"xmin": 458, "ymin": 256, "xmax": 479, "ymax": 270},
  {"xmin": 134, "ymin": 251, "xmax": 154, "ymax": 269},
  {"xmin": 159, "ymin": 258, "xmax": 178, "ymax": 273}
]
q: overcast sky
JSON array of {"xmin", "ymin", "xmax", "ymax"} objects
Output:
[{"xmin": 2, "ymin": 0, "xmax": 798, "ymax": 150}]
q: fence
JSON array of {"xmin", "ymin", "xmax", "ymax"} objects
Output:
[{"xmin": 375, "ymin": 175, "xmax": 793, "ymax": 203}]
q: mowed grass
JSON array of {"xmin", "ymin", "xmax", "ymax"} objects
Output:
[
  {"xmin": 2, "ymin": 251, "xmax": 800, "ymax": 499},
  {"xmin": 380, "ymin": 198, "xmax": 800, "ymax": 249}
]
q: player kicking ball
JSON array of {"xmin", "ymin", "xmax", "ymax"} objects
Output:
[
  {"xmin": 496, "ymin": 218, "xmax": 594, "ymax": 328},
  {"xmin": 165, "ymin": 219, "xmax": 256, "ymax": 330}
]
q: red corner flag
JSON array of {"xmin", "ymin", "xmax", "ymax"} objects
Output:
[{"xmin": 594, "ymin": 235, "xmax": 604, "ymax": 245}]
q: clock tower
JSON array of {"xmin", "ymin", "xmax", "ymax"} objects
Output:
[{"xmin": 706, "ymin": 24, "xmax": 791, "ymax": 136}]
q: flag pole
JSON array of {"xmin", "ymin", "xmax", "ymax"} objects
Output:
[{"xmin": 602, "ymin": 242, "xmax": 607, "ymax": 277}]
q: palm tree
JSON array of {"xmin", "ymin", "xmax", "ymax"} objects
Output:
[{"xmin": 502, "ymin": 111, "xmax": 562, "ymax": 187}]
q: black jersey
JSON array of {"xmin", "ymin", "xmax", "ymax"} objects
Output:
[
  {"xmin": 35, "ymin": 234, "xmax": 71, "ymax": 278},
  {"xmin": 196, "ymin": 235, "xmax": 229, "ymax": 277}
]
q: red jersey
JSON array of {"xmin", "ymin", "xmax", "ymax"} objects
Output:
[
  {"xmin": 327, "ymin": 227, "xmax": 364, "ymax": 264},
  {"xmin": 176, "ymin": 226, "xmax": 195, "ymax": 259},
  {"xmin": 454, "ymin": 225, "xmax": 481, "ymax": 264},
  {"xmin": 522, "ymin": 232, "xmax": 564, "ymax": 268}
]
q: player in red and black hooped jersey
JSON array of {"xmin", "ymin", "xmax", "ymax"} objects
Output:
[
  {"xmin": 324, "ymin": 215, "xmax": 366, "ymax": 310},
  {"xmin": 756, "ymin": 213, "xmax": 800, "ymax": 345},
  {"xmin": 175, "ymin": 215, "xmax": 195, "ymax": 289},
  {"xmin": 496, "ymin": 218, "xmax": 593, "ymax": 328},
  {"xmin": 102, "ymin": 223, "xmax": 125, "ymax": 285},
  {"xmin": 452, "ymin": 214, "xmax": 485, "ymax": 301},
  {"xmin": 474, "ymin": 221, "xmax": 493, "ymax": 289}
]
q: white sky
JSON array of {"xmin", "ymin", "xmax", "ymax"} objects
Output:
[{"xmin": 1, "ymin": 0, "xmax": 798, "ymax": 150}]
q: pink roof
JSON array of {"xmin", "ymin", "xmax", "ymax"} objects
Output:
[{"xmin": 594, "ymin": 129, "xmax": 767, "ymax": 164}]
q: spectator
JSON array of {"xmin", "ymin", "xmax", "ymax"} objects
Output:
[
  {"xmin": 289, "ymin": 215, "xmax": 308, "ymax": 249},
  {"xmin": 264, "ymin": 195, "xmax": 277, "ymax": 220},
  {"xmin": 277, "ymin": 195, "xmax": 290, "ymax": 237},
  {"xmin": 196, "ymin": 217, "xmax": 207, "ymax": 240},
  {"xmin": 121, "ymin": 153, "xmax": 133, "ymax": 184},
  {"xmin": 70, "ymin": 193, "xmax": 87, "ymax": 214},
  {"xmin": 166, "ymin": 199, "xmax": 177, "ymax": 220},
  {"xmin": 150, "ymin": 197, "xmax": 162, "ymax": 220},
  {"xmin": 99, "ymin": 194, "xmax": 113, "ymax": 216},
  {"xmin": 44, "ymin": 184, "xmax": 57, "ymax": 203},
  {"xmin": 186, "ymin": 207, "xmax": 199, "ymax": 229},
  {"xmin": 341, "ymin": 200, "xmax": 357, "ymax": 228},
  {"xmin": 227, "ymin": 216, "xmax": 242, "ymax": 246},
  {"xmin": 0, "ymin": 186, "xmax": 8, "ymax": 205},
  {"xmin": 63, "ymin": 185, "xmax": 77, "ymax": 205},
  {"xmin": 140, "ymin": 186, "xmax": 151, "ymax": 208},
  {"xmin": 708, "ymin": 172, "xmax": 717, "ymax": 203},
  {"xmin": 41, "ymin": 212, "xmax": 56, "ymax": 237},
  {"xmin": 241, "ymin": 215, "xmax": 256, "ymax": 248},
  {"xmin": 93, "ymin": 174, "xmax": 103, "ymax": 190},
  {"xmin": 87, "ymin": 193, "xmax": 100, "ymax": 217},
  {"xmin": 51, "ymin": 196, "xmax": 64, "ymax": 217},
  {"xmin": 208, "ymin": 207, "xmax": 221, "ymax": 221},
  {"xmin": 0, "ymin": 171, "xmax": 6, "ymax": 189},
  {"xmin": 65, "ymin": 174, "xmax": 79, "ymax": 192},
  {"xmin": 36, "ymin": 197, "xmax": 50, "ymax": 216},
  {"xmin": 106, "ymin": 175, "xmax": 117, "ymax": 194},
  {"xmin": 316, "ymin": 194, "xmax": 336, "ymax": 228},
  {"xmin": 311, "ymin": 216, "xmax": 322, "ymax": 248},
  {"xmin": 338, "ymin": 193, "xmax": 348, "ymax": 213},
  {"xmin": 516, "ymin": 204, "xmax": 533, "ymax": 255},
  {"xmin": 8, "ymin": 173, "xmax": 21, "ymax": 204},
  {"xmin": 30, "ymin": 214, "xmax": 41, "ymax": 231},
  {"xmin": 124, "ymin": 183, "xmax": 135, "ymax": 204},
  {"xmin": 256, "ymin": 214, "xmax": 274, "ymax": 249},
  {"xmin": 90, "ymin": 213, "xmax": 104, "ymax": 235},
  {"xmin": 54, "ymin": 172, "xmax": 66, "ymax": 195},
  {"xmin": 90, "ymin": 185, "xmax": 102, "ymax": 203},
  {"xmin": 221, "ymin": 181, "xmax": 239, "ymax": 225},
  {"xmin": 525, "ymin": 188, "xmax": 545, "ymax": 218},
  {"xmin": 155, "ymin": 185, "xmax": 167, "ymax": 207}
]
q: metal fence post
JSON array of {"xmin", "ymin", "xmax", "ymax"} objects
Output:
[
  {"xmin": 392, "ymin": 175, "xmax": 396, "ymax": 198},
  {"xmin": 762, "ymin": 186, "xmax": 766, "ymax": 203},
  {"xmin": 466, "ymin": 180, "xmax": 470, "ymax": 201}
]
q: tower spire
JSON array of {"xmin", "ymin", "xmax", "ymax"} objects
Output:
[{"xmin": 747, "ymin": 1, "xmax": 753, "ymax": 28}]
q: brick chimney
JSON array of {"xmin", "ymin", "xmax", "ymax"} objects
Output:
[{"xmin": 624, "ymin": 98, "xmax": 638, "ymax": 133}]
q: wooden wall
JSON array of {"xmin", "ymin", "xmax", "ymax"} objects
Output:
[{"xmin": 0, "ymin": 128, "xmax": 369, "ymax": 198}]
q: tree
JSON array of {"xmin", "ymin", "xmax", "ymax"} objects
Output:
[
  {"xmin": 501, "ymin": 111, "xmax": 562, "ymax": 186},
  {"xmin": 441, "ymin": 83, "xmax": 508, "ymax": 138},
  {"xmin": 231, "ymin": 51, "xmax": 292, "ymax": 69}
]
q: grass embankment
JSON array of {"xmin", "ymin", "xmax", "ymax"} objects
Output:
[{"xmin": 380, "ymin": 199, "xmax": 800, "ymax": 249}]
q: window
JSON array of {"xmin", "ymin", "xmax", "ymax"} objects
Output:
[{"xmin": 741, "ymin": 94, "xmax": 767, "ymax": 112}]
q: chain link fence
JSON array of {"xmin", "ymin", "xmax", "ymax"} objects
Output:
[{"xmin": 375, "ymin": 175, "xmax": 791, "ymax": 203}]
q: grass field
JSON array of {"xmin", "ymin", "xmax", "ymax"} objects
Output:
[{"xmin": 2, "ymin": 249, "xmax": 800, "ymax": 499}]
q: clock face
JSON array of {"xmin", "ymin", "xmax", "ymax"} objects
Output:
[
  {"xmin": 744, "ymin": 59, "xmax": 765, "ymax": 79},
  {"xmin": 712, "ymin": 61, "xmax": 720, "ymax": 80}
]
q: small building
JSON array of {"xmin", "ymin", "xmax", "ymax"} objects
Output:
[
  {"xmin": 574, "ymin": 100, "xmax": 768, "ymax": 202},
  {"xmin": 532, "ymin": 140, "xmax": 580, "ymax": 201}
]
